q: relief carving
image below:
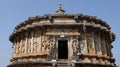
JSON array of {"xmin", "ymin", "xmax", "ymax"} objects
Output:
[
  {"xmin": 72, "ymin": 38, "xmax": 78, "ymax": 56},
  {"xmin": 49, "ymin": 37, "xmax": 55, "ymax": 56},
  {"xmin": 21, "ymin": 40, "xmax": 25, "ymax": 55},
  {"xmin": 27, "ymin": 39, "xmax": 31, "ymax": 54},
  {"xmin": 87, "ymin": 36, "xmax": 94, "ymax": 54},
  {"xmin": 16, "ymin": 42, "xmax": 20, "ymax": 55},
  {"xmin": 78, "ymin": 39, "xmax": 85, "ymax": 54},
  {"xmin": 33, "ymin": 42, "xmax": 39, "ymax": 53},
  {"xmin": 41, "ymin": 36, "xmax": 49, "ymax": 52}
]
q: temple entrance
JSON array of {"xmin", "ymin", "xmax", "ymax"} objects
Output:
[{"xmin": 58, "ymin": 40, "xmax": 68, "ymax": 59}]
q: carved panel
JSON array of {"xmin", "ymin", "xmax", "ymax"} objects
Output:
[
  {"xmin": 72, "ymin": 36, "xmax": 79, "ymax": 56},
  {"xmin": 87, "ymin": 36, "xmax": 94, "ymax": 54},
  {"xmin": 41, "ymin": 36, "xmax": 49, "ymax": 52},
  {"xmin": 78, "ymin": 35, "xmax": 85, "ymax": 54},
  {"xmin": 48, "ymin": 36, "xmax": 56, "ymax": 56},
  {"xmin": 46, "ymin": 28, "xmax": 80, "ymax": 35},
  {"xmin": 33, "ymin": 42, "xmax": 39, "ymax": 53},
  {"xmin": 21, "ymin": 40, "xmax": 25, "ymax": 55},
  {"xmin": 27, "ymin": 37, "xmax": 31, "ymax": 54}
]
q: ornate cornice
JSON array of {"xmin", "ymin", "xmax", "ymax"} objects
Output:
[{"xmin": 9, "ymin": 14, "xmax": 113, "ymax": 42}]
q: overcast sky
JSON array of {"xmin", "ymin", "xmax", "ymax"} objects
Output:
[{"xmin": 0, "ymin": 0, "xmax": 120, "ymax": 67}]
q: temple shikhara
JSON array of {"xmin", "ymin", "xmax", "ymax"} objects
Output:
[{"xmin": 8, "ymin": 4, "xmax": 117, "ymax": 67}]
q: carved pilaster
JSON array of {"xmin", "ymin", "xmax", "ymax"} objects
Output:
[
  {"xmin": 84, "ymin": 32, "xmax": 88, "ymax": 54},
  {"xmin": 39, "ymin": 34, "xmax": 42, "ymax": 51},
  {"xmin": 25, "ymin": 33, "xmax": 28, "ymax": 55},
  {"xmin": 101, "ymin": 32, "xmax": 107, "ymax": 56},
  {"xmin": 91, "ymin": 31, "xmax": 95, "ymax": 55},
  {"xmin": 12, "ymin": 41, "xmax": 16, "ymax": 57},
  {"xmin": 72, "ymin": 36, "xmax": 79, "ymax": 56}
]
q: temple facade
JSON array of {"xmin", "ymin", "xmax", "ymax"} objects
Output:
[{"xmin": 8, "ymin": 4, "xmax": 117, "ymax": 67}]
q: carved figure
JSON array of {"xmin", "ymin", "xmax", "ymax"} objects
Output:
[
  {"xmin": 72, "ymin": 39, "xmax": 78, "ymax": 56},
  {"xmin": 49, "ymin": 39, "xmax": 55, "ymax": 56},
  {"xmin": 42, "ymin": 36, "xmax": 49, "ymax": 52},
  {"xmin": 33, "ymin": 42, "xmax": 39, "ymax": 53},
  {"xmin": 78, "ymin": 40, "xmax": 85, "ymax": 53}
]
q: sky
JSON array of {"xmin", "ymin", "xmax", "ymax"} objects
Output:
[{"xmin": 0, "ymin": 0, "xmax": 120, "ymax": 67}]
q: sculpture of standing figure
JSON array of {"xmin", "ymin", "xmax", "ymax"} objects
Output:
[
  {"xmin": 49, "ymin": 39, "xmax": 55, "ymax": 56},
  {"xmin": 72, "ymin": 39, "xmax": 78, "ymax": 56},
  {"xmin": 42, "ymin": 36, "xmax": 49, "ymax": 52}
]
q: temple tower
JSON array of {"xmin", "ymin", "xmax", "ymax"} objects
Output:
[{"xmin": 8, "ymin": 4, "xmax": 117, "ymax": 67}]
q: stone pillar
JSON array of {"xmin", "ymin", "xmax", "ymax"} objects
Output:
[
  {"xmin": 25, "ymin": 33, "xmax": 28, "ymax": 55},
  {"xmin": 19, "ymin": 39, "xmax": 22, "ymax": 56},
  {"xmin": 101, "ymin": 33, "xmax": 107, "ymax": 56},
  {"xmin": 70, "ymin": 36, "xmax": 73, "ymax": 60},
  {"xmin": 38, "ymin": 32, "xmax": 41, "ymax": 52},
  {"xmin": 98, "ymin": 32, "xmax": 102, "ymax": 55},
  {"xmin": 12, "ymin": 41, "xmax": 16, "ymax": 57},
  {"xmin": 92, "ymin": 31, "xmax": 95, "ymax": 55},
  {"xmin": 31, "ymin": 33, "xmax": 34, "ymax": 54},
  {"xmin": 16, "ymin": 37, "xmax": 19, "ymax": 56},
  {"xmin": 84, "ymin": 32, "xmax": 88, "ymax": 54}
]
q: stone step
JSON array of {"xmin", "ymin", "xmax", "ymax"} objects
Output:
[{"xmin": 57, "ymin": 63, "xmax": 71, "ymax": 67}]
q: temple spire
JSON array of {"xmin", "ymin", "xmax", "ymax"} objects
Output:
[{"xmin": 55, "ymin": 4, "xmax": 65, "ymax": 14}]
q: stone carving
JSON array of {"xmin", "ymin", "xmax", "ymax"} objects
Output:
[
  {"xmin": 49, "ymin": 38, "xmax": 55, "ymax": 56},
  {"xmin": 78, "ymin": 40, "xmax": 85, "ymax": 54},
  {"xmin": 16, "ymin": 42, "xmax": 20, "ymax": 55},
  {"xmin": 72, "ymin": 39, "xmax": 78, "ymax": 56},
  {"xmin": 94, "ymin": 36, "xmax": 101, "ymax": 53},
  {"xmin": 13, "ymin": 43, "xmax": 16, "ymax": 56},
  {"xmin": 27, "ymin": 40, "xmax": 31, "ymax": 54},
  {"xmin": 33, "ymin": 42, "xmax": 39, "ymax": 53},
  {"xmin": 21, "ymin": 40, "xmax": 25, "ymax": 55},
  {"xmin": 41, "ymin": 36, "xmax": 49, "ymax": 52},
  {"xmin": 87, "ymin": 36, "xmax": 94, "ymax": 53}
]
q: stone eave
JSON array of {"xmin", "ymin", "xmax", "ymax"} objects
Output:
[
  {"xmin": 14, "ymin": 14, "xmax": 111, "ymax": 31},
  {"xmin": 9, "ymin": 13, "xmax": 113, "ymax": 43}
]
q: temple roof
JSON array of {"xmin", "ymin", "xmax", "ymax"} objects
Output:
[{"xmin": 9, "ymin": 4, "xmax": 115, "ymax": 42}]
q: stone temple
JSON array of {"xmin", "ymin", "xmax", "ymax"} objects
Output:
[{"xmin": 8, "ymin": 4, "xmax": 117, "ymax": 67}]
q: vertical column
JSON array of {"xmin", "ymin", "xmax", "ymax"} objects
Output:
[
  {"xmin": 92, "ymin": 31, "xmax": 95, "ymax": 55},
  {"xmin": 31, "ymin": 32, "xmax": 34, "ymax": 54},
  {"xmin": 82, "ymin": 20, "xmax": 88, "ymax": 54},
  {"xmin": 70, "ymin": 36, "xmax": 73, "ymax": 59},
  {"xmin": 97, "ymin": 31, "xmax": 102, "ymax": 55},
  {"xmin": 83, "ymin": 32, "xmax": 88, "ymax": 54},
  {"xmin": 101, "ymin": 32, "xmax": 107, "ymax": 56},
  {"xmin": 16, "ymin": 37, "xmax": 18, "ymax": 56},
  {"xmin": 86, "ymin": 30, "xmax": 95, "ymax": 55},
  {"xmin": 38, "ymin": 31, "xmax": 41, "ymax": 52},
  {"xmin": 105, "ymin": 35, "xmax": 110, "ymax": 57},
  {"xmin": 25, "ymin": 33, "xmax": 28, "ymax": 55},
  {"xmin": 12, "ymin": 41, "xmax": 16, "ymax": 57},
  {"xmin": 19, "ymin": 39, "xmax": 22, "ymax": 56}
]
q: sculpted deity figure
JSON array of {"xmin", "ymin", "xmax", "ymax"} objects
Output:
[
  {"xmin": 42, "ymin": 36, "xmax": 49, "ymax": 52},
  {"xmin": 49, "ymin": 39, "xmax": 55, "ymax": 56},
  {"xmin": 78, "ymin": 40, "xmax": 85, "ymax": 54},
  {"xmin": 72, "ymin": 39, "xmax": 78, "ymax": 56}
]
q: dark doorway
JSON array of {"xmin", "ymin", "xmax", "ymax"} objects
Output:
[{"xmin": 58, "ymin": 40, "xmax": 68, "ymax": 59}]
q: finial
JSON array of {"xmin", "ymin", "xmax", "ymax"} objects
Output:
[{"xmin": 55, "ymin": 4, "xmax": 65, "ymax": 14}]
